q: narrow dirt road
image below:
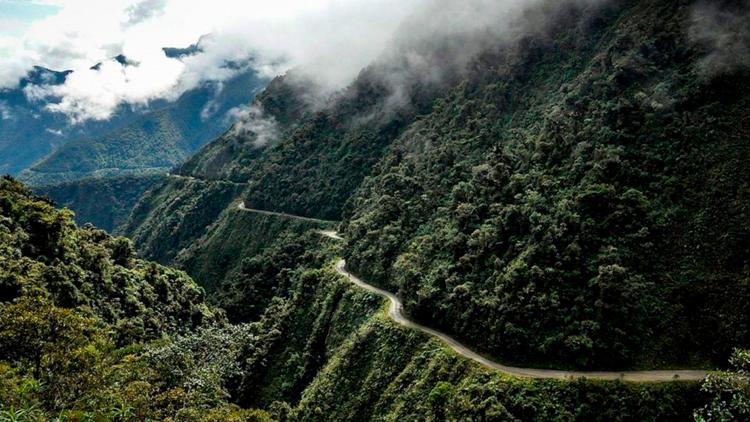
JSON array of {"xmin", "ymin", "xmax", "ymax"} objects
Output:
[
  {"xmin": 234, "ymin": 204, "xmax": 709, "ymax": 382},
  {"xmin": 333, "ymin": 259, "xmax": 707, "ymax": 381},
  {"xmin": 167, "ymin": 173, "xmax": 249, "ymax": 187},
  {"xmin": 237, "ymin": 202, "xmax": 339, "ymax": 225}
]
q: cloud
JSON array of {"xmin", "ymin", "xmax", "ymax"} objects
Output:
[
  {"xmin": 3, "ymin": 0, "xmax": 423, "ymax": 122},
  {"xmin": 0, "ymin": 101, "xmax": 12, "ymax": 120},
  {"xmin": 3, "ymin": 0, "xmax": 611, "ymax": 123},
  {"xmin": 226, "ymin": 104, "xmax": 279, "ymax": 148},
  {"xmin": 123, "ymin": 0, "xmax": 166, "ymax": 26},
  {"xmin": 25, "ymin": 53, "xmax": 184, "ymax": 123},
  {"xmin": 0, "ymin": 16, "xmax": 30, "ymax": 36},
  {"xmin": 690, "ymin": 1, "xmax": 750, "ymax": 77}
]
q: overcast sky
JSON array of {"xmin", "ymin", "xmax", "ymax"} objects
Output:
[{"xmin": 0, "ymin": 0, "xmax": 423, "ymax": 121}]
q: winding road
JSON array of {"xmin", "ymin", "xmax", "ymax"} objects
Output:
[
  {"xmin": 320, "ymin": 231, "xmax": 708, "ymax": 382},
  {"xmin": 333, "ymin": 258, "xmax": 707, "ymax": 381},
  {"xmin": 166, "ymin": 173, "xmax": 250, "ymax": 187},
  {"xmin": 223, "ymin": 193, "xmax": 709, "ymax": 382}
]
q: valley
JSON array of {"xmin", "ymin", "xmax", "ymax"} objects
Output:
[{"xmin": 1, "ymin": 0, "xmax": 749, "ymax": 420}]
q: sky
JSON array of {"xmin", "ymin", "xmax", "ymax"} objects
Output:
[
  {"xmin": 0, "ymin": 0, "xmax": 423, "ymax": 122},
  {"xmin": 0, "ymin": 1, "xmax": 61, "ymax": 36}
]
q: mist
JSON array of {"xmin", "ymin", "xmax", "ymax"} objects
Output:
[
  {"xmin": 690, "ymin": 0, "xmax": 750, "ymax": 77},
  {"xmin": 226, "ymin": 105, "xmax": 280, "ymax": 148}
]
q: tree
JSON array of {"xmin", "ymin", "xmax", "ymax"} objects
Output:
[{"xmin": 695, "ymin": 349, "xmax": 750, "ymax": 421}]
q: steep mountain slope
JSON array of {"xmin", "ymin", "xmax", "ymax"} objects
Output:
[
  {"xmin": 126, "ymin": 0, "xmax": 750, "ymax": 372},
  {"xmin": 172, "ymin": 222, "xmax": 703, "ymax": 421},
  {"xmin": 0, "ymin": 176, "xmax": 218, "ymax": 342},
  {"xmin": 0, "ymin": 176, "xmax": 288, "ymax": 420},
  {"xmin": 122, "ymin": 175, "xmax": 246, "ymax": 262},
  {"xmin": 342, "ymin": 0, "xmax": 750, "ymax": 370}
]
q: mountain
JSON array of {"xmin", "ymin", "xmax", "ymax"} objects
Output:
[
  {"xmin": 4, "ymin": 48, "xmax": 268, "ymax": 234},
  {"xmin": 117, "ymin": 0, "xmax": 750, "ymax": 419},
  {"xmin": 0, "ymin": 66, "xmax": 143, "ymax": 176},
  {"xmin": 0, "ymin": 43, "xmax": 269, "ymax": 184},
  {"xmin": 17, "ymin": 66, "xmax": 268, "ymax": 185},
  {"xmin": 4, "ymin": 0, "xmax": 750, "ymax": 419},
  {"xmin": 34, "ymin": 173, "xmax": 166, "ymax": 232}
]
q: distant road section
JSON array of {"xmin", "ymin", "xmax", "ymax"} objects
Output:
[{"xmin": 237, "ymin": 201, "xmax": 338, "ymax": 225}]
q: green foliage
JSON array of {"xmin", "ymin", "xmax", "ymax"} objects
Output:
[
  {"xmin": 290, "ymin": 310, "xmax": 700, "ymax": 422},
  {"xmin": 198, "ymin": 231, "xmax": 701, "ymax": 422},
  {"xmin": 0, "ymin": 176, "xmax": 219, "ymax": 344},
  {"xmin": 695, "ymin": 349, "xmax": 750, "ymax": 421},
  {"xmin": 35, "ymin": 173, "xmax": 166, "ymax": 232},
  {"xmin": 0, "ymin": 177, "xmax": 276, "ymax": 420},
  {"xmin": 122, "ymin": 176, "xmax": 244, "ymax": 263},
  {"xmin": 342, "ymin": 1, "xmax": 750, "ymax": 369},
  {"xmin": 178, "ymin": 204, "xmax": 332, "ymax": 295}
]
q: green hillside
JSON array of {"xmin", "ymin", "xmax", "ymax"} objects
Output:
[
  {"xmin": 0, "ymin": 177, "xmax": 280, "ymax": 420},
  {"xmin": 126, "ymin": 0, "xmax": 750, "ymax": 371},
  {"xmin": 34, "ymin": 173, "xmax": 166, "ymax": 232}
]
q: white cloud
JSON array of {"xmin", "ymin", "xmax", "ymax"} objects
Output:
[
  {"xmin": 2, "ymin": 0, "xmax": 423, "ymax": 122},
  {"xmin": 2, "ymin": 0, "xmax": 608, "ymax": 123},
  {"xmin": 26, "ymin": 52, "xmax": 185, "ymax": 123},
  {"xmin": 0, "ymin": 101, "xmax": 12, "ymax": 120},
  {"xmin": 690, "ymin": 1, "xmax": 750, "ymax": 77},
  {"xmin": 226, "ymin": 104, "xmax": 279, "ymax": 148},
  {"xmin": 0, "ymin": 16, "xmax": 29, "ymax": 36}
]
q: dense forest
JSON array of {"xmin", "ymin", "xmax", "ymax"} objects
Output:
[
  {"xmin": 35, "ymin": 173, "xmax": 166, "ymax": 232},
  {"xmin": 3, "ymin": 175, "xmax": 748, "ymax": 419},
  {"xmin": 342, "ymin": 0, "xmax": 750, "ymax": 369},
  {"xmin": 0, "ymin": 177, "xmax": 278, "ymax": 420},
  {"xmin": 126, "ymin": 0, "xmax": 750, "ymax": 371}
]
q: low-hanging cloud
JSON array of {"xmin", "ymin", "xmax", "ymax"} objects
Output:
[
  {"xmin": 24, "ymin": 53, "xmax": 184, "ymax": 123},
  {"xmin": 226, "ymin": 104, "xmax": 279, "ymax": 148},
  {"xmin": 4, "ymin": 0, "xmax": 423, "ymax": 123},
  {"xmin": 689, "ymin": 0, "xmax": 750, "ymax": 77}
]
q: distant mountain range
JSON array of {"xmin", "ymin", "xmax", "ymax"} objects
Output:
[{"xmin": 0, "ymin": 46, "xmax": 269, "ymax": 185}]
